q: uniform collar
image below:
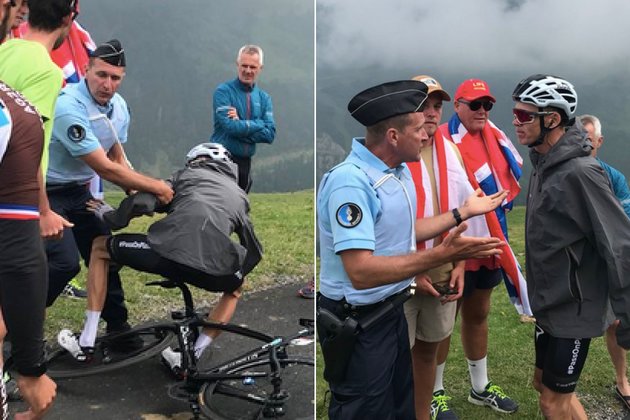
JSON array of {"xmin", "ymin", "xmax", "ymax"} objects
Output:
[
  {"xmin": 79, "ymin": 79, "xmax": 115, "ymax": 116},
  {"xmin": 351, "ymin": 137, "xmax": 408, "ymax": 179}
]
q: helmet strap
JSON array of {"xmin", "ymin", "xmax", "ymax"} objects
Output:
[{"xmin": 528, "ymin": 108, "xmax": 550, "ymax": 148}]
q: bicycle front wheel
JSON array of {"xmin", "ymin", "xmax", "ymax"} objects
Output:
[
  {"xmin": 199, "ymin": 357, "xmax": 314, "ymax": 420},
  {"xmin": 46, "ymin": 325, "xmax": 175, "ymax": 379}
]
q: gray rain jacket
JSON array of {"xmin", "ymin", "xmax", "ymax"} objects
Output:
[
  {"xmin": 104, "ymin": 159, "xmax": 263, "ymax": 279},
  {"xmin": 525, "ymin": 122, "xmax": 630, "ymax": 347}
]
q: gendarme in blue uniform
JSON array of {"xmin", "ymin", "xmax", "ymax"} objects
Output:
[
  {"xmin": 44, "ymin": 77, "xmax": 131, "ymax": 330},
  {"xmin": 318, "ymin": 137, "xmax": 417, "ymax": 305},
  {"xmin": 47, "ymin": 79, "xmax": 129, "ymax": 184}
]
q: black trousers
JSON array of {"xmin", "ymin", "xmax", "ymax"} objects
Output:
[
  {"xmin": 319, "ymin": 297, "xmax": 415, "ymax": 420},
  {"xmin": 231, "ymin": 155, "xmax": 252, "ymax": 193},
  {"xmin": 0, "ymin": 220, "xmax": 47, "ymax": 376},
  {"xmin": 45, "ymin": 184, "xmax": 128, "ymax": 328}
]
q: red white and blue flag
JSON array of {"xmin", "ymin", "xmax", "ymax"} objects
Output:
[{"xmin": 442, "ymin": 114, "xmax": 532, "ymax": 316}]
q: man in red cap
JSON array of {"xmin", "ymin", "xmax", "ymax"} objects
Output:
[{"xmin": 436, "ymin": 79, "xmax": 525, "ymax": 414}]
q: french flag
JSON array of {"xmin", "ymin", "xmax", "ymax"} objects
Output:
[{"xmin": 0, "ymin": 204, "xmax": 39, "ymax": 220}]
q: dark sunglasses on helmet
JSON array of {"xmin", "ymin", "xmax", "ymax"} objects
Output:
[
  {"xmin": 512, "ymin": 108, "xmax": 554, "ymax": 125},
  {"xmin": 458, "ymin": 99, "xmax": 493, "ymax": 112}
]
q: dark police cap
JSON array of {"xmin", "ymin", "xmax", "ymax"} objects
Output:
[
  {"xmin": 91, "ymin": 39, "xmax": 126, "ymax": 67},
  {"xmin": 348, "ymin": 80, "xmax": 429, "ymax": 126}
]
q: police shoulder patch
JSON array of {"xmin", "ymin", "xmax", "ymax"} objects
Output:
[
  {"xmin": 336, "ymin": 203, "xmax": 362, "ymax": 228},
  {"xmin": 67, "ymin": 124, "xmax": 86, "ymax": 142}
]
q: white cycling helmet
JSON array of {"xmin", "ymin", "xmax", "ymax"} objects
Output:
[
  {"xmin": 512, "ymin": 74, "xmax": 578, "ymax": 121},
  {"xmin": 186, "ymin": 143, "xmax": 232, "ymax": 163}
]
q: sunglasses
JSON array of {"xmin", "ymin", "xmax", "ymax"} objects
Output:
[
  {"xmin": 512, "ymin": 108, "xmax": 554, "ymax": 125},
  {"xmin": 458, "ymin": 99, "xmax": 493, "ymax": 112}
]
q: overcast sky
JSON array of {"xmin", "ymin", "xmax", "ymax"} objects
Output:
[{"xmin": 317, "ymin": 0, "xmax": 630, "ymax": 80}]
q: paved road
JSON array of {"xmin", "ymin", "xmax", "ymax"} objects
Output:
[{"xmin": 10, "ymin": 281, "xmax": 315, "ymax": 419}]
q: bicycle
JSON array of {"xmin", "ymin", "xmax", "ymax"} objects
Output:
[{"xmin": 39, "ymin": 278, "xmax": 315, "ymax": 419}]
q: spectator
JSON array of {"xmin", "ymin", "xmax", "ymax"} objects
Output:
[
  {"xmin": 211, "ymin": 44, "xmax": 275, "ymax": 192},
  {"xmin": 579, "ymin": 113, "xmax": 630, "ymax": 410},
  {"xmin": 436, "ymin": 79, "xmax": 525, "ymax": 414}
]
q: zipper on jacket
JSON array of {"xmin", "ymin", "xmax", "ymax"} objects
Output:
[{"xmin": 565, "ymin": 247, "xmax": 583, "ymax": 315}]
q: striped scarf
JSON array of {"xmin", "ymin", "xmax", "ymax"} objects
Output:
[
  {"xmin": 441, "ymin": 115, "xmax": 532, "ymax": 316},
  {"xmin": 407, "ymin": 129, "xmax": 474, "ymax": 250}
]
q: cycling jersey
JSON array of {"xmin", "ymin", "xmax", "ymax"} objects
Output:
[
  {"xmin": 0, "ymin": 80, "xmax": 44, "ymax": 216},
  {"xmin": 0, "ymin": 81, "xmax": 48, "ymax": 378}
]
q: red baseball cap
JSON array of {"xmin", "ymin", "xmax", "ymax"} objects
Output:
[{"xmin": 454, "ymin": 79, "xmax": 496, "ymax": 102}]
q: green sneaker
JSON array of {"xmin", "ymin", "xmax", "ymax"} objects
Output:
[
  {"xmin": 468, "ymin": 382, "xmax": 518, "ymax": 413},
  {"xmin": 62, "ymin": 278, "xmax": 87, "ymax": 299},
  {"xmin": 431, "ymin": 390, "xmax": 458, "ymax": 420}
]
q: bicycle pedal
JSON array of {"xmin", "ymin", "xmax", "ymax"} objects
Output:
[{"xmin": 171, "ymin": 310, "xmax": 186, "ymax": 320}]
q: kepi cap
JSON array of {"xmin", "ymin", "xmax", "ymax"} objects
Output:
[
  {"xmin": 348, "ymin": 80, "xmax": 428, "ymax": 126},
  {"xmin": 412, "ymin": 75, "xmax": 451, "ymax": 101},
  {"xmin": 91, "ymin": 39, "xmax": 126, "ymax": 67},
  {"xmin": 455, "ymin": 79, "xmax": 495, "ymax": 102}
]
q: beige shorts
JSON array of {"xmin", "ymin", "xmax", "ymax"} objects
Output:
[{"xmin": 403, "ymin": 292, "xmax": 457, "ymax": 345}]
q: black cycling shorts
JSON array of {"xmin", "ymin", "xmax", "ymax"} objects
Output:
[
  {"xmin": 534, "ymin": 323, "xmax": 591, "ymax": 393},
  {"xmin": 462, "ymin": 266, "xmax": 502, "ymax": 298},
  {"xmin": 107, "ymin": 233, "xmax": 243, "ymax": 293},
  {"xmin": 0, "ymin": 219, "xmax": 47, "ymax": 377}
]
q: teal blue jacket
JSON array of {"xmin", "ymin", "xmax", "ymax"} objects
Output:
[{"xmin": 211, "ymin": 78, "xmax": 275, "ymax": 158}]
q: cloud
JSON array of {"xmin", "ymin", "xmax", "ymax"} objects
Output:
[{"xmin": 317, "ymin": 0, "xmax": 630, "ymax": 78}]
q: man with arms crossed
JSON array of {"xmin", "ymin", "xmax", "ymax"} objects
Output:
[
  {"xmin": 512, "ymin": 74, "xmax": 630, "ymax": 419},
  {"xmin": 211, "ymin": 44, "xmax": 275, "ymax": 192},
  {"xmin": 317, "ymin": 79, "xmax": 508, "ymax": 420}
]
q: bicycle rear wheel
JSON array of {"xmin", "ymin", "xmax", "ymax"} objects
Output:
[
  {"xmin": 45, "ymin": 325, "xmax": 175, "ymax": 379},
  {"xmin": 199, "ymin": 357, "xmax": 314, "ymax": 420}
]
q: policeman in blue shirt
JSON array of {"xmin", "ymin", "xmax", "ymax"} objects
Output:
[
  {"xmin": 46, "ymin": 39, "xmax": 173, "ymax": 349},
  {"xmin": 317, "ymin": 80, "xmax": 508, "ymax": 420}
]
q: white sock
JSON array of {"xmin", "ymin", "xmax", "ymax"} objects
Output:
[
  {"xmin": 79, "ymin": 310, "xmax": 101, "ymax": 348},
  {"xmin": 467, "ymin": 356, "xmax": 489, "ymax": 393},
  {"xmin": 194, "ymin": 334, "xmax": 213, "ymax": 359},
  {"xmin": 434, "ymin": 362, "xmax": 446, "ymax": 393}
]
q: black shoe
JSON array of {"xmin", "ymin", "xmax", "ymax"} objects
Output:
[
  {"xmin": 468, "ymin": 382, "xmax": 518, "ymax": 414},
  {"xmin": 106, "ymin": 322, "xmax": 143, "ymax": 353}
]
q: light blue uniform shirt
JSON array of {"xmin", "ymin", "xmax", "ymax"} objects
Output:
[
  {"xmin": 47, "ymin": 79, "xmax": 130, "ymax": 184},
  {"xmin": 318, "ymin": 138, "xmax": 416, "ymax": 305}
]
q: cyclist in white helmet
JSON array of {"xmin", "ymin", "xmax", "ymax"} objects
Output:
[
  {"xmin": 512, "ymin": 74, "xmax": 630, "ymax": 419},
  {"xmin": 57, "ymin": 142, "xmax": 263, "ymax": 371}
]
